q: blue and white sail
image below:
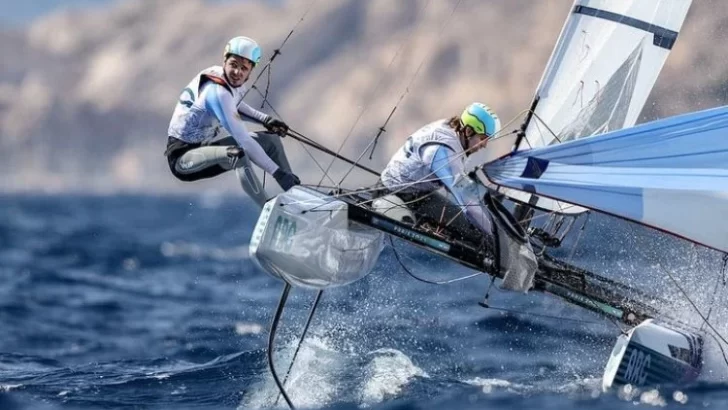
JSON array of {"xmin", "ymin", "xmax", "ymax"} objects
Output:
[
  {"xmin": 490, "ymin": 0, "xmax": 692, "ymax": 214},
  {"xmin": 484, "ymin": 105, "xmax": 728, "ymax": 253}
]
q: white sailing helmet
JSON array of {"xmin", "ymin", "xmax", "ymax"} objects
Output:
[{"xmin": 223, "ymin": 36, "xmax": 262, "ymax": 66}]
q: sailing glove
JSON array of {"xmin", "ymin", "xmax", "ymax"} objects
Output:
[
  {"xmin": 273, "ymin": 168, "xmax": 301, "ymax": 191},
  {"xmin": 264, "ymin": 117, "xmax": 289, "ymax": 136}
]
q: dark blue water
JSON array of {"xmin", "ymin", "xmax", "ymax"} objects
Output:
[{"xmin": 1, "ymin": 194, "xmax": 727, "ymax": 409}]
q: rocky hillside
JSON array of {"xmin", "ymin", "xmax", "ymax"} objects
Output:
[{"xmin": 1, "ymin": 0, "xmax": 726, "ymax": 193}]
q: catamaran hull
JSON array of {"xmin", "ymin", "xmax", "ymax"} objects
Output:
[
  {"xmin": 602, "ymin": 319, "xmax": 702, "ymax": 390},
  {"xmin": 250, "ymin": 186, "xmax": 384, "ymax": 289}
]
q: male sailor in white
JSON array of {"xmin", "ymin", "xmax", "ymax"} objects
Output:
[
  {"xmin": 165, "ymin": 36, "xmax": 300, "ymax": 207},
  {"xmin": 380, "ymin": 102, "xmax": 500, "ymax": 241}
]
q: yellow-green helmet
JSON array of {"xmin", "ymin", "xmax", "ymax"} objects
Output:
[{"xmin": 460, "ymin": 102, "xmax": 501, "ymax": 137}]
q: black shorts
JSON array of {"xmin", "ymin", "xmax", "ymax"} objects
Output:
[{"xmin": 164, "ymin": 136, "xmax": 229, "ymax": 182}]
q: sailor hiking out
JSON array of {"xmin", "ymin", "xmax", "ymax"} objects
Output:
[{"xmin": 165, "ymin": 36, "xmax": 300, "ymax": 207}]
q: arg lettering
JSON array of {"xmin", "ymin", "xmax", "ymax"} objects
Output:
[
  {"xmin": 624, "ymin": 349, "xmax": 651, "ymax": 385},
  {"xmin": 272, "ymin": 216, "xmax": 296, "ymax": 251}
]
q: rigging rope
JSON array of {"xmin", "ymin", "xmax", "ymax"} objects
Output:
[
  {"xmin": 235, "ymin": 0, "xmax": 354, "ymax": 188},
  {"xmin": 287, "ymin": 128, "xmax": 381, "ymax": 177},
  {"xmin": 566, "ymin": 212, "xmax": 590, "ymax": 262},
  {"xmin": 317, "ymin": 0, "xmax": 438, "ymax": 187},
  {"xmin": 506, "ymin": 108, "xmax": 562, "ymax": 152},
  {"xmin": 289, "ymin": 128, "xmax": 485, "ymax": 215},
  {"xmin": 703, "ymin": 252, "xmax": 728, "ymax": 327},
  {"xmin": 708, "ymin": 330, "xmax": 728, "ymax": 369},
  {"xmin": 391, "ymin": 235, "xmax": 608, "ymax": 326},
  {"xmin": 390, "ymin": 236, "xmax": 484, "ymax": 284},
  {"xmin": 655, "ymin": 260, "xmax": 728, "ymax": 354},
  {"xmin": 243, "ymin": 0, "xmax": 319, "ymax": 104},
  {"xmin": 329, "ymin": 0, "xmax": 465, "ymax": 188}
]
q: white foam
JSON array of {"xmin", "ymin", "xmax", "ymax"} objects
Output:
[
  {"xmin": 239, "ymin": 335, "xmax": 349, "ymax": 410},
  {"xmin": 672, "ymin": 390, "xmax": 689, "ymax": 404},
  {"xmin": 170, "ymin": 385, "xmax": 187, "ymax": 396},
  {"xmin": 639, "ymin": 388, "xmax": 667, "ymax": 407},
  {"xmin": 234, "ymin": 322, "xmax": 264, "ymax": 335},
  {"xmin": 0, "ymin": 384, "xmax": 22, "ymax": 392},
  {"xmin": 281, "ymin": 339, "xmax": 343, "ymax": 407},
  {"xmin": 465, "ymin": 375, "xmax": 602, "ymax": 399},
  {"xmin": 239, "ymin": 330, "xmax": 428, "ymax": 409},
  {"xmin": 554, "ymin": 377, "xmax": 602, "ymax": 399},
  {"xmin": 614, "ymin": 384, "xmax": 675, "ymax": 407},
  {"xmin": 359, "ymin": 348, "xmax": 428, "ymax": 406}
]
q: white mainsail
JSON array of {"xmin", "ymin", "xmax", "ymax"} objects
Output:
[{"xmin": 491, "ymin": 0, "xmax": 692, "ymax": 214}]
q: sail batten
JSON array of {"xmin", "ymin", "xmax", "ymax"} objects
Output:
[
  {"xmin": 485, "ymin": 105, "xmax": 728, "ymax": 253},
  {"xmin": 572, "ymin": 5, "xmax": 679, "ymax": 50}
]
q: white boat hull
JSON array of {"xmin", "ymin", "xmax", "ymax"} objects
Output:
[
  {"xmin": 603, "ymin": 319, "xmax": 702, "ymax": 390},
  {"xmin": 250, "ymin": 186, "xmax": 384, "ymax": 289}
]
